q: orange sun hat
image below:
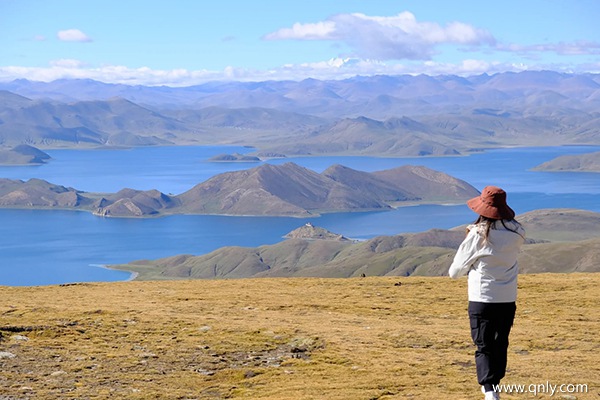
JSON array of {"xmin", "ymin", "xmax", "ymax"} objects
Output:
[{"xmin": 467, "ymin": 186, "xmax": 515, "ymax": 220}]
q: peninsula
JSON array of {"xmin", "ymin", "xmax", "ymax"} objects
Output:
[
  {"xmin": 112, "ymin": 208, "xmax": 600, "ymax": 280},
  {"xmin": 532, "ymin": 151, "xmax": 600, "ymax": 172},
  {"xmin": 0, "ymin": 145, "xmax": 51, "ymax": 165}
]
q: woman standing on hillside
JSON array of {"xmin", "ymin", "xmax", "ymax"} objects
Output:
[{"xmin": 449, "ymin": 186, "xmax": 525, "ymax": 400}]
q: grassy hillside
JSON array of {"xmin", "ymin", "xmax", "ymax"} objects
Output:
[
  {"xmin": 0, "ymin": 275, "xmax": 598, "ymax": 399},
  {"xmin": 116, "ymin": 209, "xmax": 600, "ymax": 280}
]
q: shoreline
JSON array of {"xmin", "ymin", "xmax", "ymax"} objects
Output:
[
  {"xmin": 3, "ymin": 206, "xmax": 599, "ymax": 287},
  {"xmin": 89, "ymin": 263, "xmax": 139, "ymax": 282},
  {"xmin": 0, "ymin": 198, "xmax": 469, "ymax": 219}
]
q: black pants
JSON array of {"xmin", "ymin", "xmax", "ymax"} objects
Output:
[{"xmin": 468, "ymin": 301, "xmax": 516, "ymax": 392}]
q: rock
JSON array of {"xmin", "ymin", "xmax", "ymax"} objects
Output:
[
  {"xmin": 284, "ymin": 223, "xmax": 350, "ymax": 241},
  {"xmin": 12, "ymin": 334, "xmax": 29, "ymax": 341},
  {"xmin": 244, "ymin": 370, "xmax": 258, "ymax": 379},
  {"xmin": 0, "ymin": 351, "xmax": 16, "ymax": 359},
  {"xmin": 196, "ymin": 369, "xmax": 215, "ymax": 376}
]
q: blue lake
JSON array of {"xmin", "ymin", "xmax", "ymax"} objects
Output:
[{"xmin": 1, "ymin": 145, "xmax": 599, "ymax": 286}]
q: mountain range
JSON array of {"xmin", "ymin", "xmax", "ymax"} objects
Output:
[
  {"xmin": 0, "ymin": 163, "xmax": 478, "ymax": 217},
  {"xmin": 114, "ymin": 209, "xmax": 600, "ymax": 280},
  {"xmin": 1, "ymin": 71, "xmax": 600, "ymax": 157}
]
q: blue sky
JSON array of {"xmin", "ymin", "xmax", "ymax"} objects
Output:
[{"xmin": 1, "ymin": 0, "xmax": 599, "ymax": 85}]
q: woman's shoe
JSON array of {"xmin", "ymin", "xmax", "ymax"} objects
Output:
[{"xmin": 482, "ymin": 386, "xmax": 500, "ymax": 400}]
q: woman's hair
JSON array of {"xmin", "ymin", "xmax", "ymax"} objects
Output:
[{"xmin": 471, "ymin": 215, "xmax": 524, "ymax": 241}]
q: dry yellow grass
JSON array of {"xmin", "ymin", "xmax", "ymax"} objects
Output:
[{"xmin": 0, "ymin": 274, "xmax": 598, "ymax": 399}]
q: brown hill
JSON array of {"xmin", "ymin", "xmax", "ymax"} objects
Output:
[
  {"xmin": 519, "ymin": 237, "xmax": 600, "ymax": 273},
  {"xmin": 258, "ymin": 116, "xmax": 461, "ymax": 157},
  {"xmin": 94, "ymin": 188, "xmax": 180, "ymax": 217},
  {"xmin": 175, "ymin": 163, "xmax": 478, "ymax": 216},
  {"xmin": 208, "ymin": 153, "xmax": 261, "ymax": 162},
  {"xmin": 532, "ymin": 151, "xmax": 600, "ymax": 172},
  {"xmin": 371, "ymin": 165, "xmax": 479, "ymax": 202},
  {"xmin": 174, "ymin": 163, "xmax": 330, "ymax": 216},
  {"xmin": 517, "ymin": 208, "xmax": 600, "ymax": 242},
  {"xmin": 116, "ymin": 228, "xmax": 462, "ymax": 280},
  {"xmin": 0, "ymin": 179, "xmax": 178, "ymax": 217},
  {"xmin": 284, "ymin": 223, "xmax": 350, "ymax": 241},
  {"xmin": 0, "ymin": 145, "xmax": 51, "ymax": 165},
  {"xmin": 0, "ymin": 163, "xmax": 478, "ymax": 217},
  {"xmin": 0, "ymin": 95, "xmax": 187, "ymax": 147},
  {"xmin": 114, "ymin": 209, "xmax": 600, "ymax": 279},
  {"xmin": 0, "ymin": 178, "xmax": 87, "ymax": 208},
  {"xmin": 321, "ymin": 164, "xmax": 415, "ymax": 202}
]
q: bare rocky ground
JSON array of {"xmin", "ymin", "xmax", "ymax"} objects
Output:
[{"xmin": 0, "ymin": 275, "xmax": 598, "ymax": 399}]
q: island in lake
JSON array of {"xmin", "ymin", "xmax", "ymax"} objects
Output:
[
  {"xmin": 0, "ymin": 162, "xmax": 479, "ymax": 218},
  {"xmin": 532, "ymin": 151, "xmax": 600, "ymax": 172},
  {"xmin": 208, "ymin": 153, "xmax": 261, "ymax": 162}
]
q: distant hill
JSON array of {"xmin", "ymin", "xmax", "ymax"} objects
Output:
[
  {"xmin": 173, "ymin": 163, "xmax": 478, "ymax": 216},
  {"xmin": 119, "ymin": 228, "xmax": 464, "ymax": 280},
  {"xmin": 1, "ymin": 71, "xmax": 600, "ymax": 156},
  {"xmin": 208, "ymin": 153, "xmax": 261, "ymax": 162},
  {"xmin": 257, "ymin": 116, "xmax": 461, "ymax": 157},
  {"xmin": 0, "ymin": 94, "xmax": 189, "ymax": 148},
  {"xmin": 532, "ymin": 151, "xmax": 600, "ymax": 172},
  {"xmin": 93, "ymin": 188, "xmax": 181, "ymax": 217},
  {"xmin": 0, "ymin": 178, "xmax": 87, "ymax": 208},
  {"xmin": 284, "ymin": 223, "xmax": 350, "ymax": 241},
  {"xmin": 0, "ymin": 145, "xmax": 51, "ymax": 165},
  {"xmin": 517, "ymin": 208, "xmax": 600, "ymax": 241},
  {"xmin": 0, "ymin": 163, "xmax": 478, "ymax": 217},
  {"xmin": 112, "ymin": 209, "xmax": 600, "ymax": 279},
  {"xmin": 3, "ymin": 72, "xmax": 600, "ymax": 115}
]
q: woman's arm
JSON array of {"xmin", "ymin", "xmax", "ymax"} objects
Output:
[{"xmin": 448, "ymin": 229, "xmax": 484, "ymax": 278}]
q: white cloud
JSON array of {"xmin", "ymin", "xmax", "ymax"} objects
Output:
[
  {"xmin": 497, "ymin": 40, "xmax": 600, "ymax": 56},
  {"xmin": 264, "ymin": 11, "xmax": 600, "ymax": 67},
  {"xmin": 57, "ymin": 29, "xmax": 92, "ymax": 42},
  {"xmin": 0, "ymin": 62, "xmax": 221, "ymax": 86},
  {"xmin": 1, "ymin": 57, "xmax": 592, "ymax": 87},
  {"xmin": 50, "ymin": 59, "xmax": 88, "ymax": 68},
  {"xmin": 264, "ymin": 12, "xmax": 496, "ymax": 60},
  {"xmin": 263, "ymin": 21, "xmax": 336, "ymax": 40}
]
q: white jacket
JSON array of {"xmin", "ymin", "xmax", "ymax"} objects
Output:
[{"xmin": 449, "ymin": 220, "xmax": 525, "ymax": 303}]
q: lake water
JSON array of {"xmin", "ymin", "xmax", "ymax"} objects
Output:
[{"xmin": 1, "ymin": 145, "xmax": 599, "ymax": 286}]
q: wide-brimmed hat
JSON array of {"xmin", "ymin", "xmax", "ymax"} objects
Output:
[{"xmin": 467, "ymin": 186, "xmax": 515, "ymax": 220}]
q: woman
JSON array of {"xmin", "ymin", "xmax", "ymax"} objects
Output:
[{"xmin": 449, "ymin": 186, "xmax": 525, "ymax": 400}]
